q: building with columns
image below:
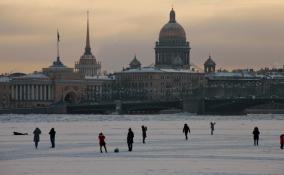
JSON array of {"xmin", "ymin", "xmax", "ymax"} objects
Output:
[
  {"xmin": 9, "ymin": 73, "xmax": 53, "ymax": 108},
  {"xmin": 1, "ymin": 8, "xmax": 284, "ymax": 111},
  {"xmin": 114, "ymin": 9, "xmax": 204, "ymax": 101},
  {"xmin": 75, "ymin": 12, "xmax": 101, "ymax": 76},
  {"xmin": 1, "ymin": 55, "xmax": 114, "ymax": 109}
]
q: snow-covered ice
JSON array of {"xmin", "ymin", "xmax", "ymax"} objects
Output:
[{"xmin": 0, "ymin": 114, "xmax": 284, "ymax": 175}]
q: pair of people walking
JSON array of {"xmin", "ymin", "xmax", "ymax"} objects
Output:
[
  {"xmin": 127, "ymin": 126, "xmax": 147, "ymax": 151},
  {"xmin": 33, "ymin": 127, "xmax": 56, "ymax": 149},
  {"xmin": 183, "ymin": 122, "xmax": 216, "ymax": 140},
  {"xmin": 98, "ymin": 127, "xmax": 135, "ymax": 153}
]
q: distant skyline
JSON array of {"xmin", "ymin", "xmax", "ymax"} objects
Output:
[{"xmin": 0, "ymin": 0, "xmax": 284, "ymax": 73}]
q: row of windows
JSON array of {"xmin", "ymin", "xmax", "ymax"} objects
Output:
[
  {"xmin": 160, "ymin": 75, "xmax": 200, "ymax": 80},
  {"xmin": 121, "ymin": 82, "xmax": 153, "ymax": 88},
  {"xmin": 161, "ymin": 82, "xmax": 190, "ymax": 87},
  {"xmin": 119, "ymin": 74, "xmax": 153, "ymax": 81}
]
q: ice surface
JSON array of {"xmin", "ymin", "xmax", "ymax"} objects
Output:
[{"xmin": 0, "ymin": 114, "xmax": 284, "ymax": 175}]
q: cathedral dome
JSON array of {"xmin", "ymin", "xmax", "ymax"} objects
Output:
[{"xmin": 159, "ymin": 9, "xmax": 186, "ymax": 42}]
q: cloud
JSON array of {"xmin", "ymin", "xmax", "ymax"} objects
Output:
[{"xmin": 0, "ymin": 0, "xmax": 284, "ymax": 73}]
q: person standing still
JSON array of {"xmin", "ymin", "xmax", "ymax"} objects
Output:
[
  {"xmin": 252, "ymin": 127, "xmax": 260, "ymax": 146},
  {"xmin": 280, "ymin": 134, "xmax": 284, "ymax": 150},
  {"xmin": 141, "ymin": 125, "xmax": 147, "ymax": 144},
  {"xmin": 98, "ymin": 132, "xmax": 107, "ymax": 153},
  {"xmin": 33, "ymin": 127, "xmax": 41, "ymax": 149},
  {"xmin": 183, "ymin": 123, "xmax": 190, "ymax": 140},
  {"xmin": 49, "ymin": 128, "xmax": 56, "ymax": 148},
  {"xmin": 127, "ymin": 128, "xmax": 134, "ymax": 151},
  {"xmin": 210, "ymin": 122, "xmax": 216, "ymax": 135}
]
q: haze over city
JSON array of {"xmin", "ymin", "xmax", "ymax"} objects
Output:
[{"xmin": 0, "ymin": 0, "xmax": 284, "ymax": 73}]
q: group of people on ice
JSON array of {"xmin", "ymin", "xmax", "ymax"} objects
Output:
[
  {"xmin": 32, "ymin": 127, "xmax": 56, "ymax": 149},
  {"xmin": 98, "ymin": 126, "xmax": 144, "ymax": 153},
  {"xmin": 30, "ymin": 122, "xmax": 284, "ymax": 151},
  {"xmin": 182, "ymin": 122, "xmax": 215, "ymax": 141}
]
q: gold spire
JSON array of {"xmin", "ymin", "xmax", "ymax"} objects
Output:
[{"xmin": 85, "ymin": 10, "xmax": 92, "ymax": 55}]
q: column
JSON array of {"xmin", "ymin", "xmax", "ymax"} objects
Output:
[
  {"xmin": 48, "ymin": 85, "xmax": 52, "ymax": 100},
  {"xmin": 15, "ymin": 85, "xmax": 18, "ymax": 101},
  {"xmin": 22, "ymin": 85, "xmax": 24, "ymax": 100},
  {"xmin": 19, "ymin": 85, "xmax": 22, "ymax": 101},
  {"xmin": 35, "ymin": 85, "xmax": 38, "ymax": 100},
  {"xmin": 39, "ymin": 85, "xmax": 42, "ymax": 101},
  {"xmin": 29, "ymin": 85, "xmax": 32, "ymax": 100},
  {"xmin": 43, "ymin": 85, "xmax": 46, "ymax": 101},
  {"xmin": 27, "ymin": 85, "xmax": 30, "ymax": 100},
  {"xmin": 37, "ymin": 85, "xmax": 40, "ymax": 101},
  {"xmin": 11, "ymin": 85, "xmax": 14, "ymax": 100},
  {"xmin": 50, "ymin": 86, "xmax": 53, "ymax": 101},
  {"xmin": 31, "ymin": 85, "xmax": 34, "ymax": 100}
]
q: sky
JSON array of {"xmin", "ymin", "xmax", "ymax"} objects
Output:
[{"xmin": 0, "ymin": 0, "xmax": 284, "ymax": 73}]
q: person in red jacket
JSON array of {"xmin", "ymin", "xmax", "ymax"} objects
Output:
[
  {"xmin": 280, "ymin": 134, "xmax": 284, "ymax": 150},
  {"xmin": 98, "ymin": 132, "xmax": 107, "ymax": 153}
]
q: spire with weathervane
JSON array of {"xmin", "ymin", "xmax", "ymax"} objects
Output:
[{"xmin": 75, "ymin": 11, "xmax": 101, "ymax": 77}]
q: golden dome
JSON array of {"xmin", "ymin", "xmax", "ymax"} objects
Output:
[{"xmin": 159, "ymin": 9, "xmax": 186, "ymax": 42}]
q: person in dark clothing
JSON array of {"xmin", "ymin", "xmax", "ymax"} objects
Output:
[
  {"xmin": 49, "ymin": 128, "xmax": 56, "ymax": 148},
  {"xmin": 183, "ymin": 123, "xmax": 190, "ymax": 140},
  {"xmin": 252, "ymin": 127, "xmax": 260, "ymax": 146},
  {"xmin": 210, "ymin": 122, "xmax": 216, "ymax": 135},
  {"xmin": 141, "ymin": 125, "xmax": 147, "ymax": 144},
  {"xmin": 280, "ymin": 134, "xmax": 284, "ymax": 150},
  {"xmin": 33, "ymin": 127, "xmax": 41, "ymax": 149},
  {"xmin": 98, "ymin": 132, "xmax": 107, "ymax": 153},
  {"xmin": 13, "ymin": 131, "xmax": 28, "ymax": 135},
  {"xmin": 127, "ymin": 128, "xmax": 134, "ymax": 151}
]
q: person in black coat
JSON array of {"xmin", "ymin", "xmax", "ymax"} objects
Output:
[
  {"xmin": 33, "ymin": 127, "xmax": 41, "ymax": 149},
  {"xmin": 49, "ymin": 128, "xmax": 56, "ymax": 148},
  {"xmin": 141, "ymin": 125, "xmax": 147, "ymax": 144},
  {"xmin": 127, "ymin": 128, "xmax": 134, "ymax": 151},
  {"xmin": 252, "ymin": 127, "xmax": 260, "ymax": 146},
  {"xmin": 210, "ymin": 122, "xmax": 216, "ymax": 135},
  {"xmin": 183, "ymin": 123, "xmax": 190, "ymax": 140}
]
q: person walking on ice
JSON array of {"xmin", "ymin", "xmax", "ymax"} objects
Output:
[
  {"xmin": 141, "ymin": 125, "xmax": 147, "ymax": 144},
  {"xmin": 33, "ymin": 127, "xmax": 41, "ymax": 149},
  {"xmin": 210, "ymin": 122, "xmax": 216, "ymax": 135},
  {"xmin": 252, "ymin": 127, "xmax": 260, "ymax": 146},
  {"xmin": 49, "ymin": 128, "xmax": 56, "ymax": 148},
  {"xmin": 183, "ymin": 123, "xmax": 190, "ymax": 140},
  {"xmin": 127, "ymin": 128, "xmax": 134, "ymax": 151},
  {"xmin": 98, "ymin": 132, "xmax": 107, "ymax": 153}
]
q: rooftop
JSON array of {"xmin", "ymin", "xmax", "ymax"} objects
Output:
[
  {"xmin": 0, "ymin": 76, "xmax": 10, "ymax": 82},
  {"xmin": 120, "ymin": 67, "xmax": 197, "ymax": 73}
]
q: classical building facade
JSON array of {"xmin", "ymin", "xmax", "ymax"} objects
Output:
[
  {"xmin": 115, "ymin": 67, "xmax": 204, "ymax": 101},
  {"xmin": 155, "ymin": 8, "xmax": 191, "ymax": 69},
  {"xmin": 1, "ymin": 57, "xmax": 114, "ymax": 109}
]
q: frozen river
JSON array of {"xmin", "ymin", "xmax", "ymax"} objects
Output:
[{"xmin": 0, "ymin": 114, "xmax": 284, "ymax": 175}]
